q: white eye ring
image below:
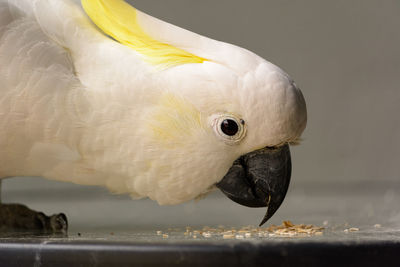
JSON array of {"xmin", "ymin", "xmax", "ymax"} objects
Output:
[{"xmin": 210, "ymin": 114, "xmax": 246, "ymax": 144}]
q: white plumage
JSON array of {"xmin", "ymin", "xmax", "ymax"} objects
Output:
[{"xmin": 0, "ymin": 0, "xmax": 306, "ymax": 205}]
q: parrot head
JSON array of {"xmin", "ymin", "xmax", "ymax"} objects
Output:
[
  {"xmin": 80, "ymin": 0, "xmax": 307, "ymax": 225},
  {"xmin": 141, "ymin": 60, "xmax": 306, "ymax": 226}
]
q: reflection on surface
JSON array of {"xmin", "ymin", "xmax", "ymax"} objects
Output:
[{"xmin": 0, "ymin": 177, "xmax": 399, "ymax": 244}]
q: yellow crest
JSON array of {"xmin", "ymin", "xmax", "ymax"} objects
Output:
[{"xmin": 81, "ymin": 0, "xmax": 208, "ymax": 68}]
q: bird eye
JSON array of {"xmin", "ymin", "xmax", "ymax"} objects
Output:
[
  {"xmin": 220, "ymin": 119, "xmax": 239, "ymax": 136},
  {"xmin": 211, "ymin": 115, "xmax": 246, "ymax": 144}
]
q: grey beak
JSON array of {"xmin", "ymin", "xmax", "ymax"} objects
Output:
[{"xmin": 216, "ymin": 144, "xmax": 291, "ymax": 226}]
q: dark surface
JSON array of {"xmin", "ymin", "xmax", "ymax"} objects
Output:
[
  {"xmin": 0, "ymin": 238, "xmax": 399, "ymax": 267},
  {"xmin": 0, "ymin": 178, "xmax": 399, "ymax": 266}
]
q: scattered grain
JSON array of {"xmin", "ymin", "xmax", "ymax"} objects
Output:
[
  {"xmin": 262, "ymin": 221, "xmax": 324, "ymax": 237},
  {"xmin": 202, "ymin": 232, "xmax": 211, "ymax": 238},
  {"xmin": 223, "ymin": 234, "xmax": 235, "ymax": 239},
  {"xmin": 283, "ymin": 221, "xmax": 295, "ymax": 227},
  {"xmin": 173, "ymin": 221, "xmax": 325, "ymax": 239}
]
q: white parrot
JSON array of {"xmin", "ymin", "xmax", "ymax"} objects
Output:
[{"xmin": 0, "ymin": 0, "xmax": 306, "ymax": 232}]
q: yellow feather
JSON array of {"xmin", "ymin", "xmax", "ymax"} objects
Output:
[
  {"xmin": 81, "ymin": 0, "xmax": 208, "ymax": 68},
  {"xmin": 148, "ymin": 93, "xmax": 205, "ymax": 146}
]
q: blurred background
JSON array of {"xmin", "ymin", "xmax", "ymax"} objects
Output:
[{"xmin": 2, "ymin": 0, "xmax": 399, "ymax": 232}]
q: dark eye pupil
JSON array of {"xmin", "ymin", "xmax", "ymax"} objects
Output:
[{"xmin": 221, "ymin": 119, "xmax": 239, "ymax": 136}]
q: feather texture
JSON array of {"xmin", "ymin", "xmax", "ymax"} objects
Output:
[
  {"xmin": 81, "ymin": 0, "xmax": 208, "ymax": 69},
  {"xmin": 0, "ymin": 0, "xmax": 307, "ymax": 205}
]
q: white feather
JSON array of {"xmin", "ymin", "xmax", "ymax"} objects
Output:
[{"xmin": 0, "ymin": 0, "xmax": 306, "ymax": 205}]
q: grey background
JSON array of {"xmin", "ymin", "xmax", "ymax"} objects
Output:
[{"xmin": 2, "ymin": 0, "xmax": 399, "ymax": 231}]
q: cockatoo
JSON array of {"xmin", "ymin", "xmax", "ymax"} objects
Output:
[{"xmin": 0, "ymin": 0, "xmax": 306, "ymax": 232}]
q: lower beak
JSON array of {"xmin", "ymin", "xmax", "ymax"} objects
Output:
[{"xmin": 216, "ymin": 144, "xmax": 291, "ymax": 226}]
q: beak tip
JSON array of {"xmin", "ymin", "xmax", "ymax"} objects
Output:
[
  {"xmin": 258, "ymin": 209, "xmax": 273, "ymax": 227},
  {"xmin": 259, "ymin": 219, "xmax": 268, "ymax": 227}
]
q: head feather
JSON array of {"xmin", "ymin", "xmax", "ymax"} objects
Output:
[{"xmin": 81, "ymin": 0, "xmax": 208, "ymax": 68}]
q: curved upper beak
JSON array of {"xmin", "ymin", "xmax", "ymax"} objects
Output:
[{"xmin": 216, "ymin": 144, "xmax": 291, "ymax": 226}]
